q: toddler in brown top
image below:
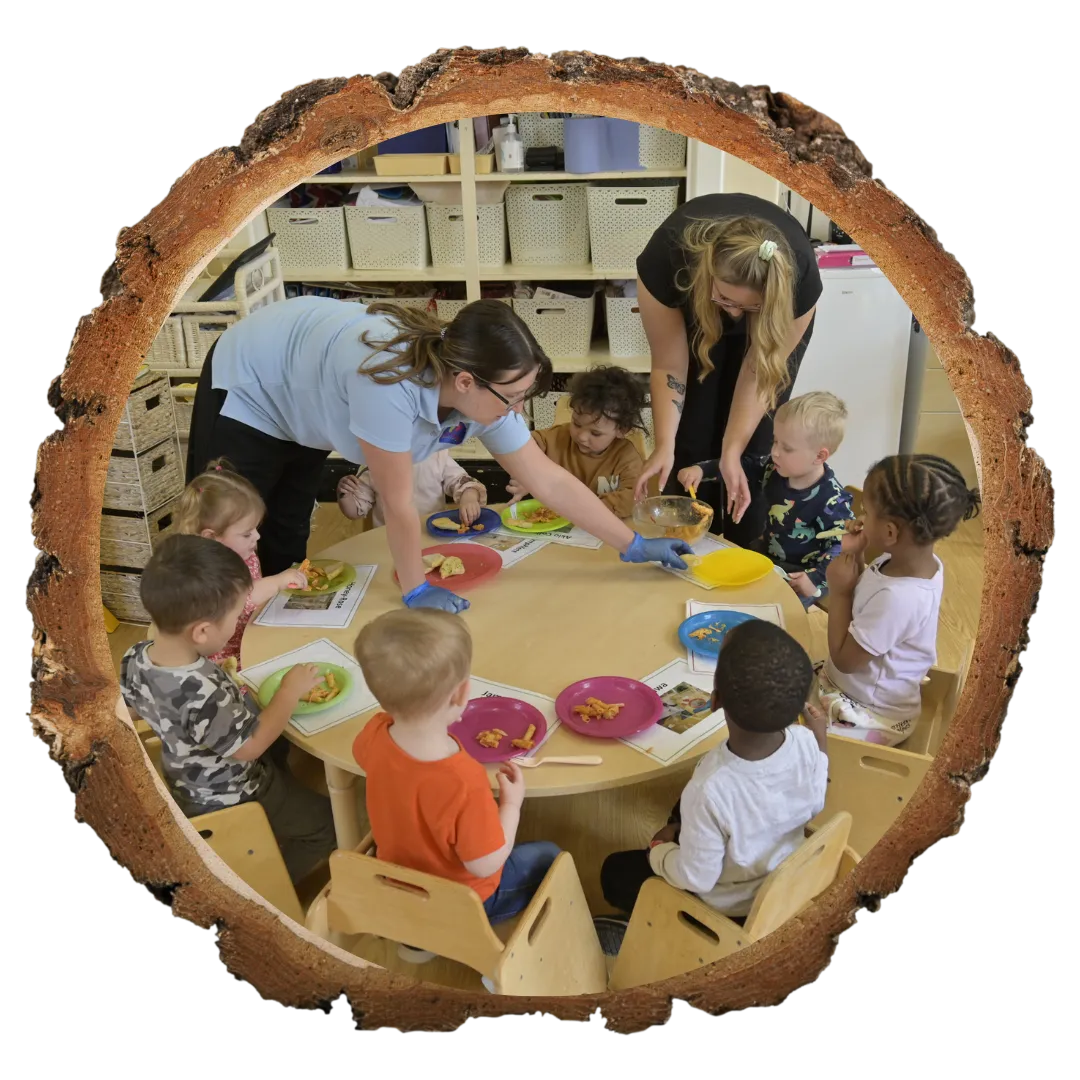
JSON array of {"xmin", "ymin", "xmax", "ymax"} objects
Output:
[{"xmin": 507, "ymin": 365, "xmax": 646, "ymax": 519}]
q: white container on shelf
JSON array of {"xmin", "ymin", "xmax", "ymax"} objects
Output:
[
  {"xmin": 517, "ymin": 113, "xmax": 566, "ymax": 151},
  {"xmin": 605, "ymin": 296, "xmax": 650, "ymax": 358},
  {"xmin": 506, "ymin": 184, "xmax": 590, "ymax": 266},
  {"xmin": 587, "ymin": 184, "xmax": 680, "ymax": 274},
  {"xmin": 266, "ymin": 207, "xmax": 349, "ymax": 270},
  {"xmin": 426, "ymin": 204, "xmax": 508, "ymax": 268},
  {"xmin": 146, "ymin": 316, "xmax": 186, "ymax": 369},
  {"xmin": 344, "ymin": 204, "xmax": 429, "ymax": 270},
  {"xmin": 513, "ymin": 295, "xmax": 595, "ymax": 358},
  {"xmin": 638, "ymin": 125, "xmax": 687, "ymax": 169}
]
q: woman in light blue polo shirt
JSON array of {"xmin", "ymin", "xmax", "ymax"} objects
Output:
[{"xmin": 188, "ymin": 296, "xmax": 691, "ymax": 613}]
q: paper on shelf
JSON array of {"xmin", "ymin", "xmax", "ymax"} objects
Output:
[
  {"xmin": 619, "ymin": 659, "xmax": 726, "ymax": 765},
  {"xmin": 239, "ymin": 638, "xmax": 377, "ymax": 737}
]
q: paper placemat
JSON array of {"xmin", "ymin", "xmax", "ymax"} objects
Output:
[
  {"xmin": 514, "ymin": 524, "xmax": 604, "ymax": 550},
  {"xmin": 445, "ymin": 530, "xmax": 550, "ymax": 568},
  {"xmin": 619, "ymin": 659, "xmax": 726, "ymax": 765},
  {"xmin": 466, "ymin": 676, "xmax": 561, "ymax": 758},
  {"xmin": 684, "ymin": 600, "xmax": 785, "ymax": 675},
  {"xmin": 239, "ymin": 638, "xmax": 377, "ymax": 736},
  {"xmin": 661, "ymin": 534, "xmax": 737, "ymax": 590},
  {"xmin": 252, "ymin": 564, "xmax": 376, "ymax": 629}
]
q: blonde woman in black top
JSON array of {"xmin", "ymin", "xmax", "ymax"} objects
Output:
[{"xmin": 633, "ymin": 194, "xmax": 822, "ymax": 545}]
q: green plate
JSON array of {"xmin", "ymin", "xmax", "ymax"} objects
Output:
[
  {"xmin": 287, "ymin": 559, "xmax": 357, "ymax": 596},
  {"xmin": 256, "ymin": 663, "xmax": 353, "ymax": 716},
  {"xmin": 501, "ymin": 499, "xmax": 571, "ymax": 534}
]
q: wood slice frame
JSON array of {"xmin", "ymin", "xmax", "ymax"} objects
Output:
[{"xmin": 27, "ymin": 48, "xmax": 1053, "ymax": 1033}]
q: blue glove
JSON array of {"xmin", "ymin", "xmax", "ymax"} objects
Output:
[
  {"xmin": 403, "ymin": 581, "xmax": 470, "ymax": 614},
  {"xmin": 620, "ymin": 532, "xmax": 693, "ymax": 570}
]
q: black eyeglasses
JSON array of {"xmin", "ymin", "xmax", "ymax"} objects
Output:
[{"xmin": 475, "ymin": 376, "xmax": 530, "ymax": 410}]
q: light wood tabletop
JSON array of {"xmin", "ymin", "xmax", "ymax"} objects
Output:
[{"xmin": 242, "ymin": 521, "xmax": 810, "ymax": 847}]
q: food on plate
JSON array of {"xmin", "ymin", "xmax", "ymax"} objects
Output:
[
  {"xmin": 423, "ymin": 553, "xmax": 446, "ymax": 571},
  {"xmin": 295, "ymin": 559, "xmax": 346, "ymax": 592},
  {"xmin": 431, "ymin": 515, "xmax": 471, "ymax": 534},
  {"xmin": 476, "ymin": 728, "xmax": 507, "ymax": 749},
  {"xmin": 301, "ymin": 669, "xmax": 341, "ymax": 704},
  {"xmin": 521, "ymin": 505, "xmax": 560, "ymax": 524},
  {"xmin": 472, "ymin": 524, "xmax": 485, "ymax": 531},
  {"xmin": 437, "ymin": 555, "xmax": 466, "ymax": 580},
  {"xmin": 688, "ymin": 622, "xmax": 727, "ymax": 641},
  {"xmin": 572, "ymin": 697, "xmax": 625, "ymax": 722},
  {"xmin": 511, "ymin": 724, "xmax": 537, "ymax": 751}
]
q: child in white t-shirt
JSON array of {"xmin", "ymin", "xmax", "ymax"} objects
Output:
[
  {"xmin": 597, "ymin": 620, "xmax": 829, "ymax": 937},
  {"xmin": 817, "ymin": 454, "xmax": 981, "ymax": 746},
  {"xmin": 336, "ymin": 450, "xmax": 487, "ymax": 528}
]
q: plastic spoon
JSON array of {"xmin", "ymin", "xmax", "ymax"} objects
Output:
[{"xmin": 516, "ymin": 755, "xmax": 603, "ymax": 768}]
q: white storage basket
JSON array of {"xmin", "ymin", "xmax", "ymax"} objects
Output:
[
  {"xmin": 113, "ymin": 373, "xmax": 178, "ymax": 454},
  {"xmin": 605, "ymin": 296, "xmax": 650, "ymax": 358},
  {"xmin": 267, "ymin": 208, "xmax": 349, "ymax": 271},
  {"xmin": 100, "ymin": 498, "xmax": 179, "ymax": 570},
  {"xmin": 181, "ymin": 313, "xmax": 237, "ymax": 368},
  {"xmin": 426, "ymin": 204, "xmax": 508, "ymax": 268},
  {"xmin": 513, "ymin": 296, "xmax": 595, "ymax": 358},
  {"xmin": 100, "ymin": 569, "xmax": 151, "ymax": 624},
  {"xmin": 344, "ymin": 204, "xmax": 429, "ymax": 270},
  {"xmin": 103, "ymin": 436, "xmax": 185, "ymax": 514},
  {"xmin": 146, "ymin": 316, "xmax": 186, "ymax": 369},
  {"xmin": 638, "ymin": 125, "xmax": 687, "ymax": 169},
  {"xmin": 517, "ymin": 113, "xmax": 566, "ymax": 151},
  {"xmin": 506, "ymin": 184, "xmax": 590, "ymax": 265},
  {"xmin": 528, "ymin": 392, "xmax": 568, "ymax": 431},
  {"xmin": 587, "ymin": 185, "xmax": 680, "ymax": 274},
  {"xmin": 171, "ymin": 383, "xmax": 197, "ymax": 438}
]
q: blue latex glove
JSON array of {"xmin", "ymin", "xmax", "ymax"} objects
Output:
[
  {"xmin": 620, "ymin": 532, "xmax": 693, "ymax": 570},
  {"xmin": 402, "ymin": 581, "xmax": 470, "ymax": 614}
]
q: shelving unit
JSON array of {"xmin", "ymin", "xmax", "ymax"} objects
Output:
[{"xmin": 278, "ymin": 117, "xmax": 694, "ymax": 396}]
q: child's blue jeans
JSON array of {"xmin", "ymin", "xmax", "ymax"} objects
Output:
[{"xmin": 483, "ymin": 841, "xmax": 561, "ymax": 924}]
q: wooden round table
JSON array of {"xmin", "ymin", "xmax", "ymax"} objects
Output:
[{"xmin": 243, "ymin": 522, "xmax": 810, "ymax": 859}]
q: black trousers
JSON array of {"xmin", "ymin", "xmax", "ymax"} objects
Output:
[
  {"xmin": 600, "ymin": 800, "xmax": 682, "ymax": 915},
  {"xmin": 665, "ymin": 318, "xmax": 814, "ymax": 548},
  {"xmin": 600, "ymin": 798, "xmax": 746, "ymax": 924},
  {"xmin": 187, "ymin": 344, "xmax": 330, "ymax": 575}
]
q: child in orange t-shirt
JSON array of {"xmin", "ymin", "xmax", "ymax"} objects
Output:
[{"xmin": 352, "ymin": 609, "xmax": 559, "ymax": 962}]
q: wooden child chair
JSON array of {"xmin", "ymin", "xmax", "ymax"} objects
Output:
[
  {"xmin": 609, "ymin": 811, "xmax": 857, "ymax": 990},
  {"xmin": 305, "ymin": 834, "xmax": 608, "ymax": 996},
  {"xmin": 141, "ymin": 736, "xmax": 305, "ymax": 923},
  {"xmin": 806, "ymin": 651, "xmax": 970, "ymax": 857}
]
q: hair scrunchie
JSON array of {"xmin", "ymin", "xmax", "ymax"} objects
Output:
[
  {"xmin": 440, "ymin": 326, "xmax": 447, "ymax": 339},
  {"xmin": 758, "ymin": 239, "xmax": 778, "ymax": 262}
]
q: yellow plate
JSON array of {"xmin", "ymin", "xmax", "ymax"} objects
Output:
[{"xmin": 686, "ymin": 548, "xmax": 774, "ymax": 587}]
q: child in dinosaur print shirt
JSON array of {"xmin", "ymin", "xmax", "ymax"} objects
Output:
[{"xmin": 679, "ymin": 393, "xmax": 854, "ymax": 606}]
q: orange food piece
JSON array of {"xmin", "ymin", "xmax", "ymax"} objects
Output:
[
  {"xmin": 476, "ymin": 728, "xmax": 508, "ymax": 749},
  {"xmin": 511, "ymin": 723, "xmax": 537, "ymax": 750},
  {"xmin": 572, "ymin": 697, "xmax": 625, "ymax": 722}
]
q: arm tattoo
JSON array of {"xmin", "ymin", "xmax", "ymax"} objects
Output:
[
  {"xmin": 666, "ymin": 374, "xmax": 687, "ymax": 395},
  {"xmin": 673, "ymin": 398, "xmax": 684, "ymax": 416}
]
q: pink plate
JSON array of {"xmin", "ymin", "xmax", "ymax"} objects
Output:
[
  {"xmin": 555, "ymin": 676, "xmax": 664, "ymax": 739},
  {"xmin": 393, "ymin": 543, "xmax": 502, "ymax": 593},
  {"xmin": 449, "ymin": 697, "xmax": 548, "ymax": 764}
]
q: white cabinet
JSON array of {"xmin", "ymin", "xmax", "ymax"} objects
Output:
[{"xmin": 791, "ymin": 267, "xmax": 912, "ymax": 488}]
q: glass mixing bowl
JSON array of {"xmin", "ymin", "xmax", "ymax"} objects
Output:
[{"xmin": 632, "ymin": 496, "xmax": 714, "ymax": 544}]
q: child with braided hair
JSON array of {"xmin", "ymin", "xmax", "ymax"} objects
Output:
[{"xmin": 816, "ymin": 454, "xmax": 981, "ymax": 746}]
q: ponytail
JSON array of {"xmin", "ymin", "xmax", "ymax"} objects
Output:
[{"xmin": 360, "ymin": 299, "xmax": 552, "ymax": 398}]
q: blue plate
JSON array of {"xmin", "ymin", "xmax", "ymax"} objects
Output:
[
  {"xmin": 678, "ymin": 611, "xmax": 759, "ymax": 657},
  {"xmin": 426, "ymin": 506, "xmax": 501, "ymax": 538}
]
